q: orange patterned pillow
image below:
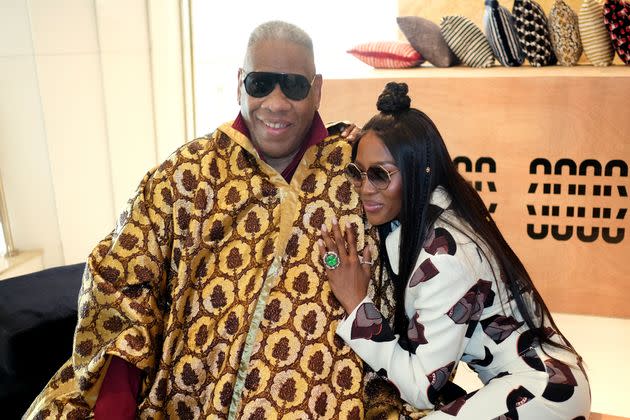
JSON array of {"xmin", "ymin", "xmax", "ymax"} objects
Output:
[{"xmin": 347, "ymin": 41, "xmax": 424, "ymax": 68}]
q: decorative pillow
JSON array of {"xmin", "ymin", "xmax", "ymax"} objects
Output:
[
  {"xmin": 347, "ymin": 41, "xmax": 424, "ymax": 68},
  {"xmin": 579, "ymin": 0, "xmax": 615, "ymax": 66},
  {"xmin": 440, "ymin": 15, "xmax": 496, "ymax": 68},
  {"xmin": 397, "ymin": 16, "xmax": 459, "ymax": 67},
  {"xmin": 483, "ymin": 0, "xmax": 526, "ymax": 66},
  {"xmin": 512, "ymin": 0, "xmax": 558, "ymax": 66},
  {"xmin": 548, "ymin": 0, "xmax": 583, "ymax": 65},
  {"xmin": 603, "ymin": 0, "xmax": 630, "ymax": 64}
]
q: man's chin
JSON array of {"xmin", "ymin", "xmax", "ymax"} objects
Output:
[{"xmin": 257, "ymin": 141, "xmax": 301, "ymax": 160}]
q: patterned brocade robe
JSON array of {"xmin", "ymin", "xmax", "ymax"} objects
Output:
[{"xmin": 25, "ymin": 123, "xmax": 384, "ymax": 419}]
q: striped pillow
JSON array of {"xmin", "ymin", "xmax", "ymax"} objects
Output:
[
  {"xmin": 397, "ymin": 16, "xmax": 459, "ymax": 68},
  {"xmin": 440, "ymin": 15, "xmax": 496, "ymax": 68},
  {"xmin": 483, "ymin": 0, "xmax": 526, "ymax": 66},
  {"xmin": 347, "ymin": 41, "xmax": 423, "ymax": 69},
  {"xmin": 603, "ymin": 0, "xmax": 630, "ymax": 64},
  {"xmin": 513, "ymin": 0, "xmax": 558, "ymax": 66},
  {"xmin": 579, "ymin": 0, "xmax": 615, "ymax": 66},
  {"xmin": 549, "ymin": 0, "xmax": 583, "ymax": 66}
]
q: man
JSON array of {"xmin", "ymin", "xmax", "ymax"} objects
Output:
[{"xmin": 25, "ymin": 20, "xmax": 395, "ymax": 419}]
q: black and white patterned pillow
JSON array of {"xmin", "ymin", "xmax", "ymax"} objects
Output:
[
  {"xmin": 483, "ymin": 0, "xmax": 526, "ymax": 66},
  {"xmin": 440, "ymin": 15, "xmax": 496, "ymax": 68},
  {"xmin": 512, "ymin": 0, "xmax": 558, "ymax": 66}
]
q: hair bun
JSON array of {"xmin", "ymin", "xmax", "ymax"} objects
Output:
[{"xmin": 376, "ymin": 82, "xmax": 411, "ymax": 114}]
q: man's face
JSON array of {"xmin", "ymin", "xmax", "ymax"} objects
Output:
[{"xmin": 238, "ymin": 39, "xmax": 322, "ymax": 162}]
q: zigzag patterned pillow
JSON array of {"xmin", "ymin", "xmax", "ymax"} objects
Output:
[
  {"xmin": 347, "ymin": 41, "xmax": 424, "ymax": 68},
  {"xmin": 483, "ymin": 0, "xmax": 526, "ymax": 66},
  {"xmin": 397, "ymin": 16, "xmax": 459, "ymax": 68},
  {"xmin": 440, "ymin": 15, "xmax": 496, "ymax": 68},
  {"xmin": 579, "ymin": 0, "xmax": 615, "ymax": 66},
  {"xmin": 603, "ymin": 0, "xmax": 630, "ymax": 64},
  {"xmin": 512, "ymin": 0, "xmax": 558, "ymax": 66},
  {"xmin": 549, "ymin": 0, "xmax": 583, "ymax": 65}
]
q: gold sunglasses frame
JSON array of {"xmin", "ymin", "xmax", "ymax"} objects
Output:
[{"xmin": 344, "ymin": 163, "xmax": 399, "ymax": 190}]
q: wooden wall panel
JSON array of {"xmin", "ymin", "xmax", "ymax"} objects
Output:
[
  {"xmin": 590, "ymin": 413, "xmax": 630, "ymax": 420},
  {"xmin": 320, "ymin": 66, "xmax": 630, "ymax": 318}
]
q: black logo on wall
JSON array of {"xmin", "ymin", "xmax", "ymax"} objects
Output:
[
  {"xmin": 527, "ymin": 158, "xmax": 628, "ymax": 244},
  {"xmin": 454, "ymin": 156, "xmax": 497, "ymax": 213}
]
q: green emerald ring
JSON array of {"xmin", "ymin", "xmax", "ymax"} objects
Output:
[{"xmin": 323, "ymin": 251, "xmax": 341, "ymax": 270}]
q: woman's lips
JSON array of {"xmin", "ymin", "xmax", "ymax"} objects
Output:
[{"xmin": 362, "ymin": 201, "xmax": 383, "ymax": 213}]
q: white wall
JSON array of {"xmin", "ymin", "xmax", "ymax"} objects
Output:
[{"xmin": 0, "ymin": 0, "xmax": 186, "ymax": 267}]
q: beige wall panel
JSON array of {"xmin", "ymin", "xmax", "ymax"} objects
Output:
[
  {"xmin": 96, "ymin": 0, "xmax": 158, "ymax": 214},
  {"xmin": 320, "ymin": 66, "xmax": 630, "ymax": 318},
  {"xmin": 33, "ymin": 53, "xmax": 115, "ymax": 264},
  {"xmin": 147, "ymin": 0, "xmax": 188, "ymax": 162},
  {"xmin": 29, "ymin": 0, "xmax": 115, "ymax": 265},
  {"xmin": 0, "ymin": 55, "xmax": 64, "ymax": 267}
]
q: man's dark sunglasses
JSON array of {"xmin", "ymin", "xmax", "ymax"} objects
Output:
[{"xmin": 243, "ymin": 71, "xmax": 316, "ymax": 101}]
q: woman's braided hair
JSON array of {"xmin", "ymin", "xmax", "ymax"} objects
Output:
[{"xmin": 376, "ymin": 82, "xmax": 411, "ymax": 114}]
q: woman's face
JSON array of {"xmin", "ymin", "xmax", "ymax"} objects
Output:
[{"xmin": 353, "ymin": 131, "xmax": 403, "ymax": 226}]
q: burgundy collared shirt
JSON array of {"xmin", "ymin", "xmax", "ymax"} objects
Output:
[{"xmin": 231, "ymin": 111, "xmax": 328, "ymax": 182}]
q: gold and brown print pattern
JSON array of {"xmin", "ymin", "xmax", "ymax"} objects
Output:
[{"xmin": 25, "ymin": 124, "xmax": 380, "ymax": 419}]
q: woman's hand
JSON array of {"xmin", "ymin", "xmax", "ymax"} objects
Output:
[
  {"xmin": 318, "ymin": 218, "xmax": 372, "ymax": 315},
  {"xmin": 340, "ymin": 123, "xmax": 363, "ymax": 144}
]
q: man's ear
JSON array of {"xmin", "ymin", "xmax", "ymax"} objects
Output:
[
  {"xmin": 237, "ymin": 68, "xmax": 243, "ymax": 105},
  {"xmin": 312, "ymin": 74, "xmax": 323, "ymax": 110}
]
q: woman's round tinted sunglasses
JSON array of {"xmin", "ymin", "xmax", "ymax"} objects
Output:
[
  {"xmin": 243, "ymin": 71, "xmax": 316, "ymax": 101},
  {"xmin": 344, "ymin": 163, "xmax": 399, "ymax": 190}
]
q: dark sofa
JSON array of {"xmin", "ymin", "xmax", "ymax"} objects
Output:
[{"xmin": 0, "ymin": 263, "xmax": 85, "ymax": 419}]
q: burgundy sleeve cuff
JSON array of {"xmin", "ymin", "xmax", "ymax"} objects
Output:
[{"xmin": 94, "ymin": 356, "xmax": 141, "ymax": 419}]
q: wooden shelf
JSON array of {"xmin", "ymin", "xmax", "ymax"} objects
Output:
[{"xmin": 326, "ymin": 64, "xmax": 629, "ymax": 80}]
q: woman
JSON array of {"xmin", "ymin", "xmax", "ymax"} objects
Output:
[{"xmin": 318, "ymin": 82, "xmax": 590, "ymax": 418}]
